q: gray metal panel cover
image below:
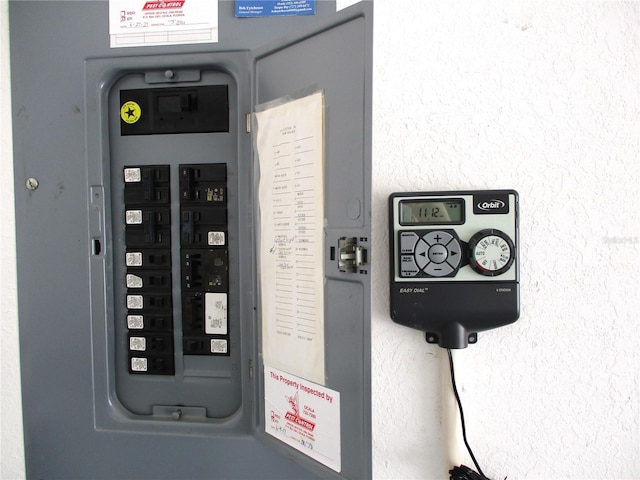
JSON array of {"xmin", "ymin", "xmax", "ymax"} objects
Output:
[{"xmin": 10, "ymin": 0, "xmax": 372, "ymax": 478}]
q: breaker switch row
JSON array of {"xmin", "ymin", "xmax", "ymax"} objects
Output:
[
  {"xmin": 124, "ymin": 165, "xmax": 175, "ymax": 375},
  {"xmin": 122, "ymin": 163, "xmax": 230, "ymax": 375},
  {"xmin": 180, "ymin": 164, "xmax": 230, "ymax": 357}
]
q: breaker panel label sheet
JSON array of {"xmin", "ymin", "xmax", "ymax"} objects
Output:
[
  {"xmin": 109, "ymin": 0, "xmax": 218, "ymax": 48},
  {"xmin": 256, "ymin": 91, "xmax": 325, "ymax": 385},
  {"xmin": 264, "ymin": 366, "xmax": 341, "ymax": 472}
]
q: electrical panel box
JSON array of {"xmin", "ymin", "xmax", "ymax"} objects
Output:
[{"xmin": 10, "ymin": 1, "xmax": 372, "ymax": 478}]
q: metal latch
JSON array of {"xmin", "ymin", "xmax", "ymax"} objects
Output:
[{"xmin": 338, "ymin": 237, "xmax": 368, "ymax": 273}]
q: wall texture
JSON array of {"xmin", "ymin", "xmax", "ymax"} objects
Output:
[
  {"xmin": 371, "ymin": 1, "xmax": 639, "ymax": 479},
  {"xmin": 1, "ymin": 1, "xmax": 639, "ymax": 479}
]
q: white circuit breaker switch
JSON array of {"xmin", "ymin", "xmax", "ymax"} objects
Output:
[
  {"xmin": 125, "ymin": 210, "xmax": 143, "ymax": 224},
  {"xmin": 208, "ymin": 231, "xmax": 226, "ymax": 246},
  {"xmin": 127, "ymin": 315, "xmax": 144, "ymax": 329},
  {"xmin": 126, "ymin": 295, "xmax": 144, "ymax": 310},
  {"xmin": 125, "ymin": 252, "xmax": 143, "ymax": 267},
  {"xmin": 129, "ymin": 336, "xmax": 146, "ymax": 351},
  {"xmin": 210, "ymin": 339, "xmax": 228, "ymax": 354},
  {"xmin": 124, "ymin": 167, "xmax": 142, "ymax": 183},
  {"xmin": 126, "ymin": 274, "xmax": 143, "ymax": 288},
  {"xmin": 130, "ymin": 357, "xmax": 148, "ymax": 372}
]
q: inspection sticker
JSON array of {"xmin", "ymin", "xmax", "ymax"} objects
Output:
[
  {"xmin": 236, "ymin": 0, "xmax": 315, "ymax": 17},
  {"xmin": 264, "ymin": 366, "xmax": 341, "ymax": 472},
  {"xmin": 109, "ymin": 0, "xmax": 218, "ymax": 48},
  {"xmin": 121, "ymin": 101, "xmax": 142, "ymax": 124}
]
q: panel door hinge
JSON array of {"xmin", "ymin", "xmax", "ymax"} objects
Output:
[{"xmin": 337, "ymin": 237, "xmax": 368, "ymax": 274}]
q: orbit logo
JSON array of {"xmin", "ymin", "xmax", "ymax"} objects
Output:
[
  {"xmin": 473, "ymin": 194, "xmax": 510, "ymax": 214},
  {"xmin": 476, "ymin": 199, "xmax": 505, "ymax": 211}
]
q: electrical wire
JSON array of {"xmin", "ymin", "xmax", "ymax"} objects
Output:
[
  {"xmin": 450, "ymin": 464, "xmax": 492, "ymax": 480},
  {"xmin": 447, "ymin": 349, "xmax": 492, "ymax": 480}
]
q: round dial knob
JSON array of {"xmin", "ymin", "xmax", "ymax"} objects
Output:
[{"xmin": 467, "ymin": 229, "xmax": 515, "ymax": 276}]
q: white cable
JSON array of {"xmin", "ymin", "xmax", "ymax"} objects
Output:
[{"xmin": 442, "ymin": 348, "xmax": 464, "ymax": 477}]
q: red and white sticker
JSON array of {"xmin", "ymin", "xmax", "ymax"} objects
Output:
[
  {"xmin": 264, "ymin": 366, "xmax": 341, "ymax": 472},
  {"xmin": 143, "ymin": 1, "xmax": 186, "ymax": 10},
  {"xmin": 109, "ymin": 0, "xmax": 218, "ymax": 48}
]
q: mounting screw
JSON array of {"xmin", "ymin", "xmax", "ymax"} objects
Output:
[
  {"xmin": 26, "ymin": 177, "xmax": 39, "ymax": 191},
  {"xmin": 164, "ymin": 69, "xmax": 175, "ymax": 80},
  {"xmin": 171, "ymin": 409, "xmax": 182, "ymax": 420}
]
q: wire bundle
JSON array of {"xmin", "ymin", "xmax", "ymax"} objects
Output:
[
  {"xmin": 449, "ymin": 464, "xmax": 491, "ymax": 480},
  {"xmin": 447, "ymin": 349, "xmax": 495, "ymax": 480}
]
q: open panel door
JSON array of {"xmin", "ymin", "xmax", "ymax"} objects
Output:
[{"xmin": 252, "ymin": 9, "xmax": 373, "ymax": 479}]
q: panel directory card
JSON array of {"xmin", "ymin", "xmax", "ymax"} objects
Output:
[{"xmin": 256, "ymin": 91, "xmax": 325, "ymax": 384}]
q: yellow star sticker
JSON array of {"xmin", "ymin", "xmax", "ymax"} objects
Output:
[{"xmin": 120, "ymin": 101, "xmax": 142, "ymax": 124}]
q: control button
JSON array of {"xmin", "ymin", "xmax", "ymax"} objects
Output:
[
  {"xmin": 424, "ymin": 261, "xmax": 454, "ymax": 277},
  {"xmin": 468, "ymin": 229, "xmax": 515, "ymax": 276},
  {"xmin": 446, "ymin": 239, "xmax": 462, "ymax": 269},
  {"xmin": 400, "ymin": 255, "xmax": 419, "ymax": 277},
  {"xmin": 416, "ymin": 229, "xmax": 463, "ymax": 277},
  {"xmin": 428, "ymin": 244, "xmax": 448, "ymax": 264},
  {"xmin": 413, "ymin": 239, "xmax": 429, "ymax": 269},
  {"xmin": 400, "ymin": 232, "xmax": 419, "ymax": 253},
  {"xmin": 423, "ymin": 230, "xmax": 454, "ymax": 246}
]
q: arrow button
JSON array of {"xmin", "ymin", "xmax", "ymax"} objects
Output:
[{"xmin": 446, "ymin": 239, "xmax": 462, "ymax": 269}]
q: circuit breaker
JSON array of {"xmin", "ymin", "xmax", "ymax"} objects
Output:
[
  {"xmin": 123, "ymin": 163, "xmax": 231, "ymax": 366},
  {"xmin": 11, "ymin": 1, "xmax": 372, "ymax": 479},
  {"xmin": 108, "ymin": 70, "xmax": 243, "ymax": 418}
]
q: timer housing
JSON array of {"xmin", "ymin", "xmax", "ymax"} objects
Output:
[{"xmin": 389, "ymin": 190, "xmax": 520, "ymax": 348}]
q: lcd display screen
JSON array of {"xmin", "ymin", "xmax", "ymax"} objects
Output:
[{"xmin": 399, "ymin": 199, "xmax": 464, "ymax": 225}]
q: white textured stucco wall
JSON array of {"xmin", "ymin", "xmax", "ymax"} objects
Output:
[
  {"xmin": 372, "ymin": 1, "xmax": 639, "ymax": 479},
  {"xmin": 1, "ymin": 1, "xmax": 639, "ymax": 479}
]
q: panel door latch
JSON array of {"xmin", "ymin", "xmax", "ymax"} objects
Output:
[{"xmin": 337, "ymin": 237, "xmax": 368, "ymax": 273}]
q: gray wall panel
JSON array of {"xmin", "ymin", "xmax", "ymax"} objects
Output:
[{"xmin": 11, "ymin": 1, "xmax": 372, "ymax": 478}]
